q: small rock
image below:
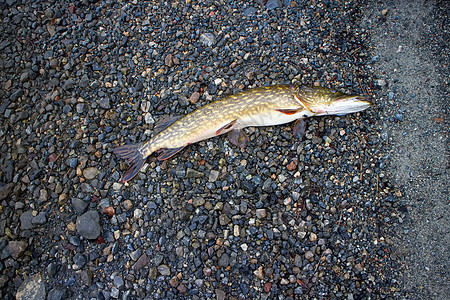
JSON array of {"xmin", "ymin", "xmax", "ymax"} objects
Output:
[
  {"xmin": 256, "ymin": 208, "xmax": 267, "ymax": 219},
  {"xmin": 216, "ymin": 289, "xmax": 226, "ymax": 300},
  {"xmin": 132, "ymin": 254, "xmax": 149, "ymax": 271},
  {"xmin": 113, "ymin": 275, "xmax": 124, "ymax": 288},
  {"xmin": 0, "ymin": 183, "xmax": 14, "ymax": 201},
  {"xmin": 16, "ymin": 273, "xmax": 46, "ymax": 300},
  {"xmin": 76, "ymin": 210, "xmax": 101, "ymax": 240},
  {"xmin": 208, "ymin": 170, "xmax": 219, "ymax": 182},
  {"xmin": 32, "ymin": 212, "xmax": 47, "ymax": 225},
  {"xmin": 253, "ymin": 266, "xmax": 264, "ymax": 279},
  {"xmin": 7, "ymin": 240, "xmax": 28, "ymax": 259},
  {"xmin": 83, "ymin": 167, "xmax": 100, "ymax": 180},
  {"xmin": 129, "ymin": 249, "xmax": 142, "ymax": 261},
  {"xmin": 186, "ymin": 168, "xmax": 204, "ymax": 178},
  {"xmin": 20, "ymin": 211, "xmax": 35, "ymax": 230},
  {"xmin": 305, "ymin": 250, "xmax": 314, "ymax": 260},
  {"xmin": 266, "ymin": 0, "xmax": 280, "ymax": 10},
  {"xmin": 177, "ymin": 283, "xmax": 187, "ymax": 293},
  {"xmin": 98, "ymin": 98, "xmax": 111, "ymax": 109},
  {"xmin": 72, "ymin": 198, "xmax": 88, "ymax": 215},
  {"xmin": 38, "ymin": 188, "xmax": 48, "ymax": 203},
  {"xmin": 80, "ymin": 269, "xmax": 93, "ymax": 285},
  {"xmin": 73, "ymin": 253, "xmax": 86, "ymax": 270},
  {"xmin": 47, "ymin": 288, "xmax": 66, "ymax": 300},
  {"xmin": 164, "ymin": 54, "xmax": 174, "ymax": 67},
  {"xmin": 243, "ymin": 6, "xmax": 257, "ymax": 17},
  {"xmin": 309, "ymin": 232, "xmax": 317, "ymax": 242},
  {"xmin": 219, "ymin": 214, "xmax": 230, "ymax": 225},
  {"xmin": 76, "ymin": 103, "xmax": 85, "ymax": 114},
  {"xmin": 157, "ymin": 264, "xmax": 170, "ymax": 276},
  {"xmin": 218, "ymin": 253, "xmax": 229, "ymax": 267},
  {"xmin": 189, "ymin": 92, "xmax": 200, "ymax": 104},
  {"xmin": 200, "ymin": 33, "xmax": 216, "ymax": 47}
]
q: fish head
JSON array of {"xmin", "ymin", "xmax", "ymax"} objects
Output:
[{"xmin": 296, "ymin": 87, "xmax": 372, "ymax": 116}]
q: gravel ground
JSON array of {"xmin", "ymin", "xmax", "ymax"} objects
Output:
[
  {"xmin": 365, "ymin": 0, "xmax": 449, "ymax": 299},
  {"xmin": 0, "ymin": 0, "xmax": 446, "ymax": 299}
]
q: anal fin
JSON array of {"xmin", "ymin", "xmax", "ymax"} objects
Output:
[
  {"xmin": 216, "ymin": 119, "xmax": 237, "ymax": 135},
  {"xmin": 157, "ymin": 146, "xmax": 186, "ymax": 161},
  {"xmin": 228, "ymin": 129, "xmax": 249, "ymax": 148}
]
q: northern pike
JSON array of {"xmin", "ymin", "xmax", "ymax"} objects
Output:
[{"xmin": 114, "ymin": 85, "xmax": 370, "ymax": 182}]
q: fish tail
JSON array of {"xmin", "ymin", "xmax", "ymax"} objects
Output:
[{"xmin": 113, "ymin": 143, "xmax": 148, "ymax": 182}]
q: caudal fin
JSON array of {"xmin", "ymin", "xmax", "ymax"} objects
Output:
[{"xmin": 113, "ymin": 144, "xmax": 147, "ymax": 182}]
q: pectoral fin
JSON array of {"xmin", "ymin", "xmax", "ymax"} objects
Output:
[
  {"xmin": 293, "ymin": 119, "xmax": 306, "ymax": 140},
  {"xmin": 216, "ymin": 119, "xmax": 237, "ymax": 135},
  {"xmin": 154, "ymin": 116, "xmax": 183, "ymax": 134},
  {"xmin": 275, "ymin": 108, "xmax": 302, "ymax": 115},
  {"xmin": 157, "ymin": 146, "xmax": 185, "ymax": 160},
  {"xmin": 228, "ymin": 129, "xmax": 249, "ymax": 148}
]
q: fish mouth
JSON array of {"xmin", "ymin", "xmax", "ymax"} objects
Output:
[{"xmin": 313, "ymin": 95, "xmax": 372, "ymax": 116}]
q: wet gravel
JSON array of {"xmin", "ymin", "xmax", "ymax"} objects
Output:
[{"xmin": 0, "ymin": 0, "xmax": 408, "ymax": 299}]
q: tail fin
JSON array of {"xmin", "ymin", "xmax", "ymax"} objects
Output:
[{"xmin": 113, "ymin": 144, "xmax": 147, "ymax": 182}]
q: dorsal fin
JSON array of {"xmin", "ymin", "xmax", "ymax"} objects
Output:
[{"xmin": 154, "ymin": 116, "xmax": 183, "ymax": 134}]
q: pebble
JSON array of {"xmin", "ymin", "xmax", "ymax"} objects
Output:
[
  {"xmin": 47, "ymin": 288, "xmax": 66, "ymax": 300},
  {"xmin": 83, "ymin": 167, "xmax": 100, "ymax": 180},
  {"xmin": 76, "ymin": 210, "xmax": 101, "ymax": 240},
  {"xmin": 72, "ymin": 253, "xmax": 86, "ymax": 270},
  {"xmin": 72, "ymin": 198, "xmax": 88, "ymax": 215},
  {"xmin": 256, "ymin": 209, "xmax": 267, "ymax": 219},
  {"xmin": 132, "ymin": 254, "xmax": 149, "ymax": 271},
  {"xmin": 157, "ymin": 264, "xmax": 170, "ymax": 276},
  {"xmin": 7, "ymin": 240, "xmax": 28, "ymax": 259},
  {"xmin": 20, "ymin": 211, "xmax": 35, "ymax": 230},
  {"xmin": 31, "ymin": 212, "xmax": 47, "ymax": 225}
]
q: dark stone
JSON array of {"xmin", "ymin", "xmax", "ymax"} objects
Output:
[
  {"xmin": 76, "ymin": 210, "xmax": 101, "ymax": 240},
  {"xmin": 20, "ymin": 211, "xmax": 35, "ymax": 230},
  {"xmin": 72, "ymin": 198, "xmax": 88, "ymax": 215}
]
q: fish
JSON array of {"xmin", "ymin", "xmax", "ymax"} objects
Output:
[{"xmin": 113, "ymin": 84, "xmax": 371, "ymax": 182}]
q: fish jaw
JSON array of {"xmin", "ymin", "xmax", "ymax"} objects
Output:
[{"xmin": 308, "ymin": 95, "xmax": 371, "ymax": 116}]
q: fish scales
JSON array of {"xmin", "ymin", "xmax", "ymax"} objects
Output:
[{"xmin": 114, "ymin": 84, "xmax": 371, "ymax": 182}]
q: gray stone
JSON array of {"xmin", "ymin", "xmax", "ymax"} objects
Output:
[
  {"xmin": 218, "ymin": 253, "xmax": 229, "ymax": 267},
  {"xmin": 32, "ymin": 212, "xmax": 47, "ymax": 225},
  {"xmin": 132, "ymin": 253, "xmax": 149, "ymax": 271},
  {"xmin": 20, "ymin": 211, "xmax": 35, "ymax": 230},
  {"xmin": 76, "ymin": 210, "xmax": 101, "ymax": 240},
  {"xmin": 72, "ymin": 198, "xmax": 88, "ymax": 215},
  {"xmin": 157, "ymin": 264, "xmax": 170, "ymax": 276},
  {"xmin": 83, "ymin": 167, "xmax": 100, "ymax": 180},
  {"xmin": 47, "ymin": 288, "xmax": 66, "ymax": 300},
  {"xmin": 7, "ymin": 240, "xmax": 28, "ymax": 259}
]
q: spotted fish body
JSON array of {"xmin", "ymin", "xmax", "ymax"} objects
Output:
[{"xmin": 114, "ymin": 85, "xmax": 370, "ymax": 182}]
